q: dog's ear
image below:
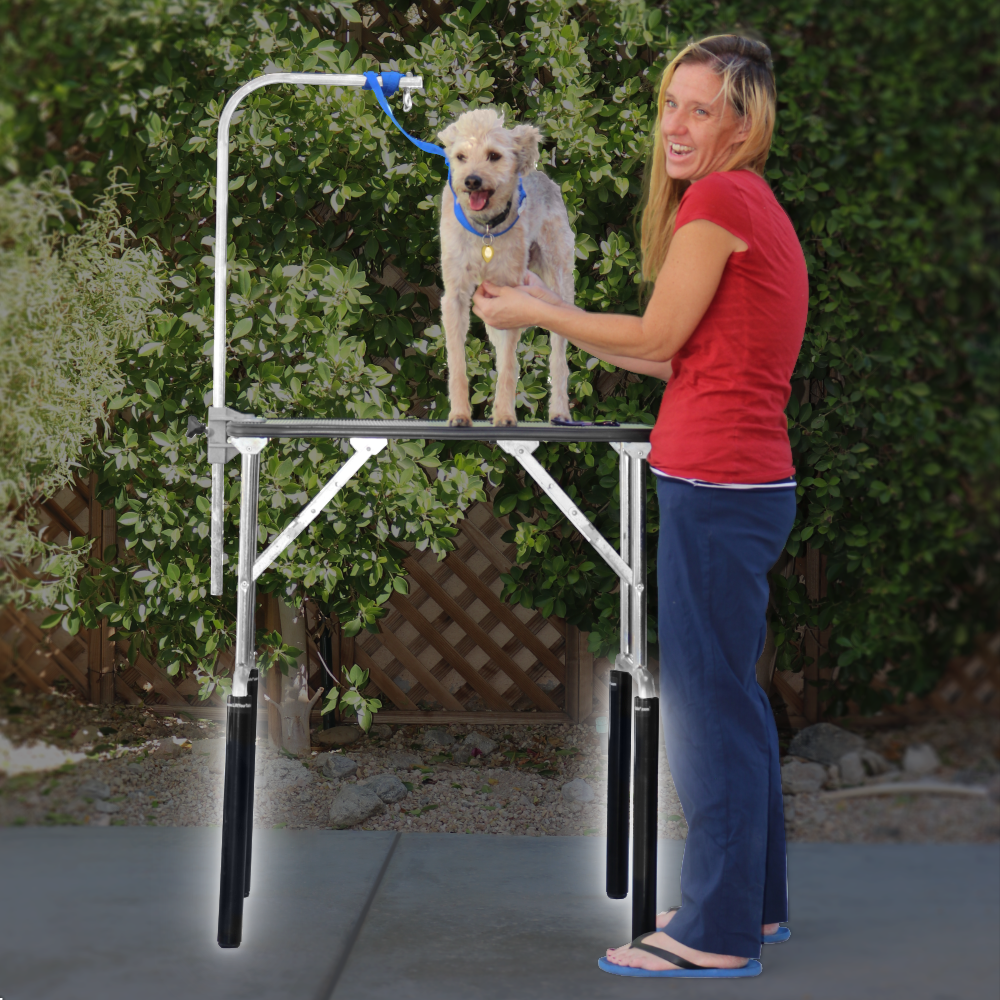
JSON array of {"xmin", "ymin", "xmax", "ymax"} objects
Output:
[
  {"xmin": 509, "ymin": 124, "xmax": 540, "ymax": 175},
  {"xmin": 437, "ymin": 121, "xmax": 460, "ymax": 152}
]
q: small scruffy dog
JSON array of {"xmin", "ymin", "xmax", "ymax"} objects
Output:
[{"xmin": 437, "ymin": 108, "xmax": 574, "ymax": 427}]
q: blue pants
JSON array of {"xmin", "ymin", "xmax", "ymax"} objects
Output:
[{"xmin": 655, "ymin": 475, "xmax": 796, "ymax": 958}]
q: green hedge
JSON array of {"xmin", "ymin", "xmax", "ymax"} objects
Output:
[{"xmin": 1, "ymin": 0, "xmax": 995, "ymax": 710}]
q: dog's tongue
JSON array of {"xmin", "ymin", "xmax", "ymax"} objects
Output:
[{"xmin": 469, "ymin": 190, "xmax": 490, "ymax": 212}]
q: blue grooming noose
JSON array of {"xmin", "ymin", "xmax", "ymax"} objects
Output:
[{"xmin": 362, "ymin": 71, "xmax": 526, "ymax": 244}]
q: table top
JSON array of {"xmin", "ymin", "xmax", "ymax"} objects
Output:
[{"xmin": 225, "ymin": 418, "xmax": 653, "ymax": 443}]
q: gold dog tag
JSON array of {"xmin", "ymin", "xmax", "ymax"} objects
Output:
[{"xmin": 482, "ymin": 243, "xmax": 494, "ymax": 263}]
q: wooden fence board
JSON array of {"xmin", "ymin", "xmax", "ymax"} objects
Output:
[
  {"xmin": 114, "ymin": 640, "xmax": 189, "ymax": 706},
  {"xmin": 401, "ymin": 555, "xmax": 560, "ymax": 713},
  {"xmin": 369, "ymin": 621, "xmax": 468, "ymax": 712},
  {"xmin": 457, "ymin": 518, "xmax": 513, "ymax": 573},
  {"xmin": 442, "ymin": 550, "xmax": 566, "ymax": 683},
  {"xmin": 353, "ymin": 645, "xmax": 419, "ymax": 711},
  {"xmin": 388, "ymin": 590, "xmax": 513, "ymax": 711},
  {"xmin": 0, "ymin": 636, "xmax": 51, "ymax": 693}
]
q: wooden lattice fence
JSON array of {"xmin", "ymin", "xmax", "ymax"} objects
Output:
[
  {"xmin": 6, "ymin": 480, "xmax": 993, "ymax": 731},
  {"xmin": 312, "ymin": 500, "xmax": 597, "ymax": 726}
]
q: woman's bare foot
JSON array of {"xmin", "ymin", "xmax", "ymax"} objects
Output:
[
  {"xmin": 604, "ymin": 927, "xmax": 748, "ymax": 972},
  {"xmin": 652, "ymin": 909, "xmax": 780, "ymax": 936}
]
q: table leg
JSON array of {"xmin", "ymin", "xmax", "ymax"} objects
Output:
[
  {"xmin": 631, "ymin": 695, "xmax": 659, "ymax": 937},
  {"xmin": 606, "ymin": 669, "xmax": 632, "ymax": 899},
  {"xmin": 217, "ymin": 445, "xmax": 262, "ymax": 948},
  {"xmin": 243, "ymin": 667, "xmax": 259, "ymax": 897}
]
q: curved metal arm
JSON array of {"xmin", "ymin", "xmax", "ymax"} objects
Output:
[{"xmin": 209, "ymin": 72, "xmax": 422, "ymax": 595}]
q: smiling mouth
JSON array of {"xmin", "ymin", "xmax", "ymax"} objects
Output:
[
  {"xmin": 668, "ymin": 142, "xmax": 694, "ymax": 157},
  {"xmin": 468, "ymin": 189, "xmax": 494, "ymax": 212}
]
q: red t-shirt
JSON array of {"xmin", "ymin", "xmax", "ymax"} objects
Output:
[{"xmin": 648, "ymin": 170, "xmax": 808, "ymax": 483}]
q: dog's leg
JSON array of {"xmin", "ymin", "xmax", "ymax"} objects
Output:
[
  {"xmin": 547, "ymin": 332, "xmax": 571, "ymax": 423},
  {"xmin": 488, "ymin": 326, "xmax": 520, "ymax": 427},
  {"xmin": 534, "ymin": 253, "xmax": 574, "ymax": 423},
  {"xmin": 442, "ymin": 292, "xmax": 473, "ymax": 427}
]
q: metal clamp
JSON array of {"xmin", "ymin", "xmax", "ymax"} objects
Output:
[
  {"xmin": 207, "ymin": 406, "xmax": 265, "ymax": 464},
  {"xmin": 617, "ymin": 652, "xmax": 658, "ymax": 699}
]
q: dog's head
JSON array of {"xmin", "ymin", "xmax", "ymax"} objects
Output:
[{"xmin": 437, "ymin": 108, "xmax": 540, "ymax": 220}]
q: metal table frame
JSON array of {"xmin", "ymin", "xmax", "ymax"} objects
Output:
[{"xmin": 203, "ymin": 73, "xmax": 660, "ymax": 950}]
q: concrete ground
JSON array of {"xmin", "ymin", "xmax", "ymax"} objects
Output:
[{"xmin": 1, "ymin": 830, "xmax": 997, "ymax": 1000}]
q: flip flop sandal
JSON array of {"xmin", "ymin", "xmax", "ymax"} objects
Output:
[
  {"xmin": 654, "ymin": 906, "xmax": 790, "ymax": 945},
  {"xmin": 598, "ymin": 934, "xmax": 763, "ymax": 978}
]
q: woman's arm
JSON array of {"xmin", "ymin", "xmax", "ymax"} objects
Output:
[
  {"xmin": 583, "ymin": 351, "xmax": 673, "ymax": 381},
  {"xmin": 515, "ymin": 274, "xmax": 672, "ymax": 379},
  {"xmin": 472, "ymin": 219, "xmax": 743, "ymax": 362}
]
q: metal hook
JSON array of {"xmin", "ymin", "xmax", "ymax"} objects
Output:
[{"xmin": 402, "ymin": 89, "xmax": 413, "ymax": 111}]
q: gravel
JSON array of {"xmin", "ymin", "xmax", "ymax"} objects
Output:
[{"xmin": 1, "ymin": 686, "xmax": 997, "ymax": 844}]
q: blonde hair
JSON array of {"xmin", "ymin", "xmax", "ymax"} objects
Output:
[{"xmin": 639, "ymin": 34, "xmax": 777, "ymax": 282}]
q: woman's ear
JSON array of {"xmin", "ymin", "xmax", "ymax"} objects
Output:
[
  {"xmin": 509, "ymin": 124, "xmax": 541, "ymax": 175},
  {"xmin": 734, "ymin": 115, "xmax": 753, "ymax": 144}
]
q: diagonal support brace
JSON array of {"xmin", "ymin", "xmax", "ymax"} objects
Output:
[
  {"xmin": 498, "ymin": 439, "xmax": 630, "ymax": 584},
  {"xmin": 252, "ymin": 437, "xmax": 388, "ymax": 580}
]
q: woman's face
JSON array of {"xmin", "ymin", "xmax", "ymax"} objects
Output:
[{"xmin": 660, "ymin": 61, "xmax": 750, "ymax": 182}]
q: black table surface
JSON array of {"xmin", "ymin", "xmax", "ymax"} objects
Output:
[{"xmin": 225, "ymin": 418, "xmax": 652, "ymax": 443}]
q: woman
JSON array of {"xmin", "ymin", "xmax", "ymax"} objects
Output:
[{"xmin": 472, "ymin": 35, "xmax": 807, "ymax": 978}]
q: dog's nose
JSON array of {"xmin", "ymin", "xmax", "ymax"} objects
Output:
[{"xmin": 464, "ymin": 175, "xmax": 483, "ymax": 191}]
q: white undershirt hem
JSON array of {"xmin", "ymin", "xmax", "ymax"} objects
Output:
[{"xmin": 652, "ymin": 468, "xmax": 797, "ymax": 491}]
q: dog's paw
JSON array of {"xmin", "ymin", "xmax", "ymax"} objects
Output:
[
  {"xmin": 448, "ymin": 413, "xmax": 473, "ymax": 428},
  {"xmin": 549, "ymin": 411, "xmax": 571, "ymax": 424},
  {"xmin": 492, "ymin": 414, "xmax": 518, "ymax": 428}
]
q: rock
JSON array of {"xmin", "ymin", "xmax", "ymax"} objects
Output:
[
  {"xmin": 369, "ymin": 724, "xmax": 393, "ymax": 739},
  {"xmin": 361, "ymin": 773, "xmax": 409, "ymax": 804},
  {"xmin": 452, "ymin": 746, "xmax": 473, "ymax": 765},
  {"xmin": 780, "ymin": 760, "xmax": 828, "ymax": 795},
  {"xmin": 78, "ymin": 779, "xmax": 111, "ymax": 800},
  {"xmin": 837, "ymin": 751, "xmax": 867, "ymax": 786},
  {"xmin": 71, "ymin": 726, "xmax": 102, "ymax": 748},
  {"xmin": 329, "ymin": 785, "xmax": 385, "ymax": 828},
  {"xmin": 787, "ymin": 723, "xmax": 865, "ymax": 767},
  {"xmin": 903, "ymin": 743, "xmax": 940, "ymax": 775},
  {"xmin": 423, "ymin": 728, "xmax": 456, "ymax": 747},
  {"xmin": 127, "ymin": 763, "xmax": 145, "ymax": 775},
  {"xmin": 464, "ymin": 731, "xmax": 498, "ymax": 756},
  {"xmin": 859, "ymin": 749, "xmax": 892, "ymax": 775},
  {"xmin": 190, "ymin": 738, "xmax": 227, "ymax": 774},
  {"xmin": 152, "ymin": 740, "xmax": 185, "ymax": 759},
  {"xmin": 389, "ymin": 752, "xmax": 423, "ymax": 769},
  {"xmin": 315, "ymin": 726, "xmax": 362, "ymax": 747},
  {"xmin": 90, "ymin": 814, "xmax": 111, "ymax": 827},
  {"xmin": 319, "ymin": 754, "xmax": 358, "ymax": 780},
  {"xmin": 259, "ymin": 757, "xmax": 313, "ymax": 790},
  {"xmin": 561, "ymin": 778, "xmax": 595, "ymax": 803},
  {"xmin": 93, "ymin": 800, "xmax": 121, "ymax": 814}
]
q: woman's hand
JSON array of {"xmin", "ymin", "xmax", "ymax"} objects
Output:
[
  {"xmin": 472, "ymin": 280, "xmax": 559, "ymax": 330},
  {"xmin": 521, "ymin": 272, "xmax": 568, "ymax": 307}
]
